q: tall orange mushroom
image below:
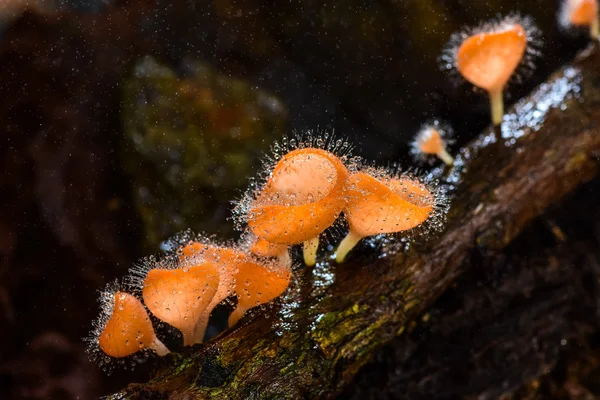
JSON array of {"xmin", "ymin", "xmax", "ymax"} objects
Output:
[
  {"xmin": 335, "ymin": 169, "xmax": 438, "ymax": 262},
  {"xmin": 443, "ymin": 16, "xmax": 540, "ymax": 125},
  {"xmin": 240, "ymin": 147, "xmax": 349, "ymax": 266},
  {"xmin": 560, "ymin": 0, "xmax": 599, "ymax": 39},
  {"xmin": 142, "ymin": 261, "xmax": 219, "ymax": 346},
  {"xmin": 93, "ymin": 289, "xmax": 169, "ymax": 359}
]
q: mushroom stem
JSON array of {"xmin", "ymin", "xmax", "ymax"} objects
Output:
[
  {"xmin": 228, "ymin": 306, "xmax": 247, "ymax": 327},
  {"xmin": 591, "ymin": 16, "xmax": 600, "ymax": 39},
  {"xmin": 193, "ymin": 299, "xmax": 221, "ymax": 343},
  {"xmin": 181, "ymin": 329, "xmax": 196, "ymax": 347},
  {"xmin": 193, "ymin": 315, "xmax": 209, "ymax": 344},
  {"xmin": 335, "ymin": 230, "xmax": 364, "ymax": 263},
  {"xmin": 437, "ymin": 147, "xmax": 454, "ymax": 166},
  {"xmin": 303, "ymin": 236, "xmax": 320, "ymax": 266},
  {"xmin": 149, "ymin": 337, "xmax": 170, "ymax": 356},
  {"xmin": 489, "ymin": 88, "xmax": 504, "ymax": 125}
]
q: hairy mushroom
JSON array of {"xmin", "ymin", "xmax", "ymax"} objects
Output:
[
  {"xmin": 411, "ymin": 121, "xmax": 454, "ymax": 166},
  {"xmin": 97, "ymin": 291, "xmax": 169, "ymax": 358},
  {"xmin": 442, "ymin": 16, "xmax": 540, "ymax": 125},
  {"xmin": 142, "ymin": 261, "xmax": 219, "ymax": 346},
  {"xmin": 335, "ymin": 170, "xmax": 439, "ymax": 262},
  {"xmin": 560, "ymin": 0, "xmax": 599, "ymax": 39},
  {"xmin": 244, "ymin": 148, "xmax": 349, "ymax": 266}
]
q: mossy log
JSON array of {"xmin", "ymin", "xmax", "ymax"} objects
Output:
[{"xmin": 113, "ymin": 45, "xmax": 600, "ymax": 399}]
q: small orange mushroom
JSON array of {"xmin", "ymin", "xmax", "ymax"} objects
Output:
[
  {"xmin": 179, "ymin": 241, "xmax": 251, "ymax": 343},
  {"xmin": 448, "ymin": 17, "xmax": 537, "ymax": 125},
  {"xmin": 412, "ymin": 122, "xmax": 454, "ymax": 166},
  {"xmin": 335, "ymin": 170, "xmax": 436, "ymax": 262},
  {"xmin": 560, "ymin": 0, "xmax": 599, "ymax": 39},
  {"xmin": 142, "ymin": 262, "xmax": 219, "ymax": 346},
  {"xmin": 228, "ymin": 260, "xmax": 292, "ymax": 327},
  {"xmin": 98, "ymin": 291, "xmax": 169, "ymax": 358},
  {"xmin": 244, "ymin": 147, "xmax": 349, "ymax": 266}
]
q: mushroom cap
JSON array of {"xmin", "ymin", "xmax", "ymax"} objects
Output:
[
  {"xmin": 417, "ymin": 128, "xmax": 444, "ymax": 155},
  {"xmin": 234, "ymin": 261, "xmax": 291, "ymax": 310},
  {"xmin": 569, "ymin": 0, "xmax": 598, "ymax": 25},
  {"xmin": 180, "ymin": 242, "xmax": 250, "ymax": 301},
  {"xmin": 142, "ymin": 264, "xmax": 219, "ymax": 337},
  {"xmin": 98, "ymin": 291, "xmax": 156, "ymax": 358},
  {"xmin": 457, "ymin": 23, "xmax": 527, "ymax": 92},
  {"xmin": 248, "ymin": 148, "xmax": 348, "ymax": 245},
  {"xmin": 250, "ymin": 237, "xmax": 289, "ymax": 258},
  {"xmin": 345, "ymin": 172, "xmax": 434, "ymax": 237}
]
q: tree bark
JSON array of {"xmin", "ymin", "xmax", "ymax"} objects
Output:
[{"xmin": 116, "ymin": 45, "xmax": 600, "ymax": 399}]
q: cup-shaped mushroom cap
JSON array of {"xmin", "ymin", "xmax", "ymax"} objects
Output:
[
  {"xmin": 417, "ymin": 129, "xmax": 444, "ymax": 155},
  {"xmin": 180, "ymin": 242, "xmax": 249, "ymax": 296},
  {"xmin": 98, "ymin": 292, "xmax": 156, "ymax": 358},
  {"xmin": 457, "ymin": 24, "xmax": 527, "ymax": 93},
  {"xmin": 345, "ymin": 172, "xmax": 434, "ymax": 237},
  {"xmin": 248, "ymin": 148, "xmax": 348, "ymax": 245},
  {"xmin": 142, "ymin": 264, "xmax": 219, "ymax": 344},
  {"xmin": 569, "ymin": 0, "xmax": 599, "ymax": 25},
  {"xmin": 229, "ymin": 261, "xmax": 291, "ymax": 326}
]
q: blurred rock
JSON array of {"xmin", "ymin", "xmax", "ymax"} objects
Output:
[{"xmin": 121, "ymin": 56, "xmax": 287, "ymax": 248}]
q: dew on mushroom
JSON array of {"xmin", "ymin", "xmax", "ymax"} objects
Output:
[
  {"xmin": 411, "ymin": 120, "xmax": 455, "ymax": 166},
  {"xmin": 441, "ymin": 15, "xmax": 541, "ymax": 125},
  {"xmin": 141, "ymin": 259, "xmax": 220, "ymax": 346},
  {"xmin": 236, "ymin": 144, "xmax": 351, "ymax": 266},
  {"xmin": 86, "ymin": 283, "xmax": 169, "ymax": 369},
  {"xmin": 228, "ymin": 258, "xmax": 292, "ymax": 327},
  {"xmin": 335, "ymin": 168, "xmax": 446, "ymax": 263}
]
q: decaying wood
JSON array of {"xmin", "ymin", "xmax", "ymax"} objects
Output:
[{"xmin": 114, "ymin": 45, "xmax": 600, "ymax": 399}]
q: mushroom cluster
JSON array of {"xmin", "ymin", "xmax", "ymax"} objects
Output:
[
  {"xmin": 235, "ymin": 141, "xmax": 447, "ymax": 265},
  {"xmin": 87, "ymin": 8, "xmax": 587, "ymax": 369},
  {"xmin": 86, "ymin": 136, "xmax": 447, "ymax": 367}
]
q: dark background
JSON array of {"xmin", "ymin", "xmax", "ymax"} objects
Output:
[{"xmin": 0, "ymin": 0, "xmax": 593, "ymax": 398}]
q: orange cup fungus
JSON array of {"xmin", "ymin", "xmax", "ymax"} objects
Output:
[
  {"xmin": 229, "ymin": 260, "xmax": 292, "ymax": 327},
  {"xmin": 335, "ymin": 170, "xmax": 436, "ymax": 263},
  {"xmin": 560, "ymin": 0, "xmax": 599, "ymax": 39},
  {"xmin": 444, "ymin": 16, "xmax": 539, "ymax": 126},
  {"xmin": 245, "ymin": 147, "xmax": 349, "ymax": 266},
  {"xmin": 97, "ymin": 291, "xmax": 169, "ymax": 358},
  {"xmin": 411, "ymin": 121, "xmax": 454, "ymax": 166},
  {"xmin": 142, "ymin": 263, "xmax": 219, "ymax": 346},
  {"xmin": 181, "ymin": 240, "xmax": 291, "ymax": 333},
  {"xmin": 179, "ymin": 241, "xmax": 252, "ymax": 343}
]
